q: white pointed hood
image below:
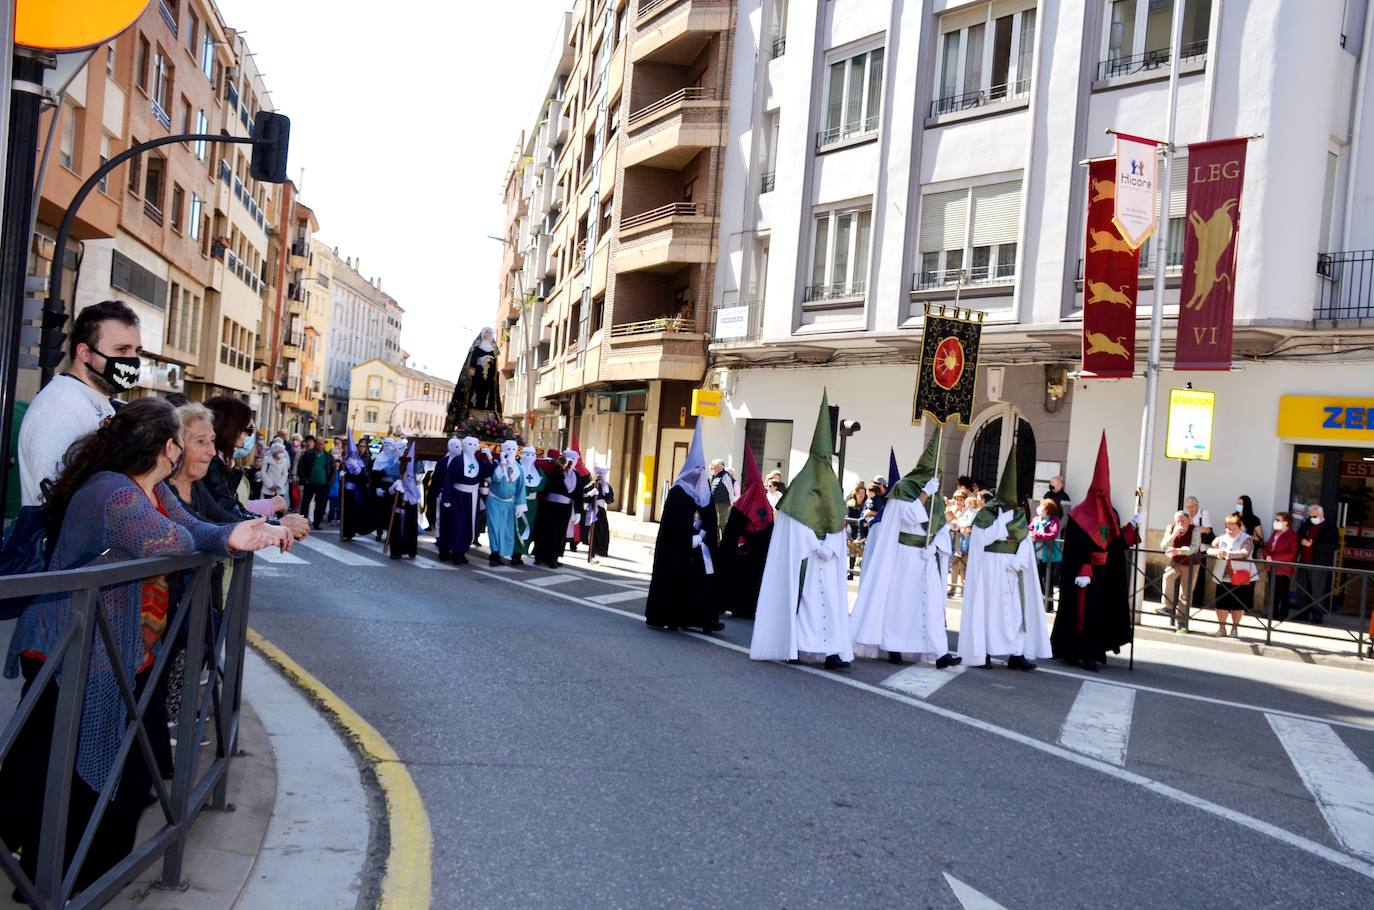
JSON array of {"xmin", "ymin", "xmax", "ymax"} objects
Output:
[{"xmin": 671, "ymin": 421, "xmax": 711, "ymax": 508}]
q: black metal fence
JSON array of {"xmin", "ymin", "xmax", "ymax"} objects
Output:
[
  {"xmin": 1316, "ymin": 250, "xmax": 1374, "ymax": 320},
  {"xmin": 0, "ymin": 552, "xmax": 255, "ymax": 908}
]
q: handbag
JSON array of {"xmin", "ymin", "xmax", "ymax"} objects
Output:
[{"xmin": 1229, "ymin": 566, "xmax": 1252, "ymax": 586}]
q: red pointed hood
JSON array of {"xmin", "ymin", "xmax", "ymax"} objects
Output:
[
  {"xmin": 1070, "ymin": 432, "xmax": 1121, "ymax": 548},
  {"xmin": 567, "ymin": 430, "xmax": 590, "ymax": 477},
  {"xmin": 732, "ymin": 444, "xmax": 774, "ymax": 533}
]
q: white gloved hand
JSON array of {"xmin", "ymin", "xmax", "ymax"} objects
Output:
[
  {"xmin": 922, "ymin": 477, "xmax": 940, "ymax": 496},
  {"xmin": 1074, "ymin": 576, "xmax": 1092, "ymax": 588},
  {"xmin": 376, "ymin": 488, "xmax": 385, "ymax": 496},
  {"xmin": 1130, "ymin": 512, "xmax": 1144, "ymax": 526}
]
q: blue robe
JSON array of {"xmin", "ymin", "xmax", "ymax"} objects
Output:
[
  {"xmin": 438, "ymin": 453, "xmax": 491, "ymax": 556},
  {"xmin": 485, "ymin": 465, "xmax": 526, "ymax": 558}
]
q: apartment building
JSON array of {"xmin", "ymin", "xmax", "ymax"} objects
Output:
[
  {"xmin": 498, "ymin": 0, "xmax": 735, "ymax": 521},
  {"xmin": 347, "ymin": 359, "xmax": 455, "ymax": 439},
  {"xmin": 708, "ymin": 0, "xmax": 1374, "ymax": 600},
  {"xmin": 322, "ymin": 248, "xmax": 404, "ymax": 433},
  {"xmin": 270, "ymin": 197, "xmax": 324, "ymax": 435}
]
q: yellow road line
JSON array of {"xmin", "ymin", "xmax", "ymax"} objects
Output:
[{"xmin": 247, "ymin": 628, "xmax": 432, "ymax": 909}]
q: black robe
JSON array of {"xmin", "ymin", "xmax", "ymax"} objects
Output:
[
  {"xmin": 715, "ymin": 509, "xmax": 772, "ymax": 620},
  {"xmin": 645, "ymin": 487, "xmax": 720, "ymax": 630},
  {"xmin": 582, "ymin": 480, "xmax": 614, "ymax": 558},
  {"xmin": 386, "ymin": 497, "xmax": 419, "ymax": 559},
  {"xmin": 339, "ymin": 468, "xmax": 374, "ymax": 540},
  {"xmin": 365, "ymin": 468, "xmax": 394, "ymax": 539},
  {"xmin": 534, "ymin": 466, "xmax": 583, "ymax": 566},
  {"xmin": 1052, "ymin": 519, "xmax": 1134, "ymax": 663}
]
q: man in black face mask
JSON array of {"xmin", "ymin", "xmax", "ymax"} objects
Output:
[{"xmin": 18, "ymin": 300, "xmax": 143, "ymax": 506}]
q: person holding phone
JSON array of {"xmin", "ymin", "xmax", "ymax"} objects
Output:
[{"xmin": 1207, "ymin": 512, "xmax": 1255, "ymax": 638}]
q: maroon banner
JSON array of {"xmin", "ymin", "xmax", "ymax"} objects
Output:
[
  {"xmin": 1082, "ymin": 158, "xmax": 1140, "ymax": 378},
  {"xmin": 1175, "ymin": 138, "xmax": 1247, "ymax": 370}
]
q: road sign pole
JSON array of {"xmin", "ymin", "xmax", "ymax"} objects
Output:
[{"xmin": 1176, "ymin": 457, "xmax": 1187, "ymax": 513}]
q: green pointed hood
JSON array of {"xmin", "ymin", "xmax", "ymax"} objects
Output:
[
  {"xmin": 973, "ymin": 444, "xmax": 1029, "ymax": 551},
  {"xmin": 776, "ymin": 390, "xmax": 847, "ymax": 538},
  {"xmin": 889, "ymin": 427, "xmax": 942, "ymax": 502}
]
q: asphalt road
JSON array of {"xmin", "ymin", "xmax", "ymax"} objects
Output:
[{"xmin": 247, "ymin": 526, "xmax": 1374, "ymax": 909}]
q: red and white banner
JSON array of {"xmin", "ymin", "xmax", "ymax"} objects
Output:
[
  {"xmin": 1082, "ymin": 158, "xmax": 1140, "ymax": 378},
  {"xmin": 1113, "ymin": 134, "xmax": 1160, "ymax": 249},
  {"xmin": 1174, "ymin": 137, "xmax": 1247, "ymax": 370}
]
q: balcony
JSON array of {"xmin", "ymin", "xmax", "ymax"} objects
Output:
[
  {"xmin": 1317, "ymin": 251, "xmax": 1374, "ymax": 321},
  {"xmin": 616, "ymin": 202, "xmax": 716, "ymax": 273},
  {"xmin": 760, "ymin": 170, "xmax": 775, "ymax": 194},
  {"xmin": 624, "ymin": 88, "xmax": 727, "ymax": 169},
  {"xmin": 711, "ymin": 298, "xmax": 764, "ymax": 344},
  {"xmin": 816, "ymin": 116, "xmax": 878, "ymax": 150},
  {"xmin": 144, "ymin": 199, "xmax": 164, "ymax": 226},
  {"xmin": 633, "ymin": 0, "xmax": 731, "ymax": 65},
  {"xmin": 218, "ymin": 159, "xmax": 231, "ymax": 185},
  {"xmin": 225, "ymin": 83, "xmax": 238, "ymax": 112},
  {"xmin": 771, "ymin": 35, "xmax": 786, "ymax": 58},
  {"xmin": 802, "ymin": 281, "xmax": 865, "ymax": 304},
  {"xmin": 929, "ymin": 80, "xmax": 1031, "ymax": 120},
  {"xmin": 151, "ymin": 98, "xmax": 171, "ymax": 130},
  {"xmin": 604, "ymin": 318, "xmax": 707, "ymax": 382},
  {"xmin": 1097, "ymin": 40, "xmax": 1208, "ymax": 82}
]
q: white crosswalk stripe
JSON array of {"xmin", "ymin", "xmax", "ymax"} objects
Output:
[
  {"xmin": 254, "ymin": 547, "xmax": 307, "ymax": 565},
  {"xmin": 880, "ymin": 663, "xmax": 965, "ymax": 699},
  {"xmin": 1058, "ymin": 681, "xmax": 1136, "ymax": 767},
  {"xmin": 587, "ymin": 589, "xmax": 648, "ymax": 605},
  {"xmin": 294, "ymin": 536, "xmax": 383, "ymax": 566},
  {"xmin": 1268, "ymin": 714, "xmax": 1374, "ymax": 861},
  {"xmin": 523, "ymin": 574, "xmax": 580, "ymax": 587}
]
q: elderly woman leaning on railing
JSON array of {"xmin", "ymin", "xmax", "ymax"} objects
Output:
[{"xmin": 0, "ymin": 397, "xmax": 281, "ymax": 894}]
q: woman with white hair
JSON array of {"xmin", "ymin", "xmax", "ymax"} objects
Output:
[{"xmin": 261, "ymin": 439, "xmax": 291, "ymax": 503}]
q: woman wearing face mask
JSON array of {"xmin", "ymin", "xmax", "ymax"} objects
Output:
[
  {"xmin": 0, "ymin": 398, "xmax": 279, "ymax": 892},
  {"xmin": 1206, "ymin": 512, "xmax": 1256, "ymax": 638},
  {"xmin": 1265, "ymin": 511, "xmax": 1299, "ymax": 620},
  {"xmin": 202, "ymin": 396, "xmax": 309, "ymax": 539}
]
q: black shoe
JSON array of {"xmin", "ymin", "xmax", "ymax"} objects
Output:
[
  {"xmin": 1007, "ymin": 655, "xmax": 1037, "ymax": 671},
  {"xmin": 823, "ymin": 654, "xmax": 851, "ymax": 672},
  {"xmin": 510, "ymin": 555, "xmax": 524, "ymax": 566},
  {"xmin": 1082, "ymin": 659, "xmax": 1099, "ymax": 672},
  {"xmin": 341, "ymin": 535, "xmax": 353, "ymax": 542},
  {"xmin": 977, "ymin": 657, "xmax": 993, "ymax": 669},
  {"xmin": 702, "ymin": 621, "xmax": 725, "ymax": 633},
  {"xmin": 454, "ymin": 553, "xmax": 469, "ymax": 565},
  {"xmin": 489, "ymin": 554, "xmax": 504, "ymax": 566},
  {"xmin": 935, "ymin": 653, "xmax": 962, "ymax": 670},
  {"xmin": 888, "ymin": 651, "xmax": 904, "ymax": 665}
]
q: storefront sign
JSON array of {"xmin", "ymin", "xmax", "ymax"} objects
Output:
[
  {"xmin": 714, "ymin": 306, "xmax": 749, "ymax": 339},
  {"xmin": 1175, "ymin": 137, "xmax": 1248, "ymax": 371},
  {"xmin": 1277, "ymin": 396, "xmax": 1374, "ymax": 442},
  {"xmin": 1081, "ymin": 158, "xmax": 1139, "ymax": 378},
  {"xmin": 1341, "ymin": 459, "xmax": 1374, "ymax": 478},
  {"xmin": 690, "ymin": 389, "xmax": 721, "ymax": 417},
  {"xmin": 1165, "ymin": 388, "xmax": 1215, "ymax": 460},
  {"xmin": 1112, "ymin": 134, "xmax": 1160, "ymax": 248}
]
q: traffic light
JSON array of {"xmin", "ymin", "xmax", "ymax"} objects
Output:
[
  {"xmin": 422, "ymin": 382, "xmax": 431, "ymax": 397},
  {"xmin": 38, "ymin": 308, "xmax": 68, "ymax": 371},
  {"xmin": 250, "ymin": 112, "xmax": 291, "ymax": 183}
]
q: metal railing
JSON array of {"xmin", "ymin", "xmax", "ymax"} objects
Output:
[
  {"xmin": 711, "ymin": 298, "xmax": 764, "ymax": 342},
  {"xmin": 620, "ymin": 201, "xmax": 701, "ymax": 231},
  {"xmin": 913, "ymin": 265, "xmax": 1015, "ymax": 291},
  {"xmin": 1, "ymin": 552, "xmax": 256, "ymax": 907},
  {"xmin": 802, "ymin": 280, "xmax": 866, "ymax": 303},
  {"xmin": 143, "ymin": 199, "xmax": 164, "ymax": 226},
  {"xmin": 609, "ymin": 316, "xmax": 693, "ymax": 336},
  {"xmin": 929, "ymin": 79, "xmax": 1031, "ymax": 118},
  {"xmin": 1075, "ymin": 246, "xmax": 1185, "ymax": 279},
  {"xmin": 1098, "ymin": 39, "xmax": 1208, "ymax": 81},
  {"xmin": 218, "ymin": 159, "xmax": 231, "ymax": 186},
  {"xmin": 637, "ymin": 0, "xmax": 677, "ymax": 20},
  {"xmin": 1125, "ymin": 547, "xmax": 1369, "ymax": 658},
  {"xmin": 151, "ymin": 99, "xmax": 171, "ymax": 130},
  {"xmin": 1316, "ymin": 250, "xmax": 1374, "ymax": 320},
  {"xmin": 224, "ymin": 83, "xmax": 238, "ymax": 112},
  {"xmin": 760, "ymin": 171, "xmax": 775, "ymax": 193},
  {"xmin": 628, "ymin": 87, "xmax": 709, "ymax": 128},
  {"xmin": 816, "ymin": 116, "xmax": 879, "ymax": 149}
]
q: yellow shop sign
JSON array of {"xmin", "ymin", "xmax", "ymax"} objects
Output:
[{"xmin": 1277, "ymin": 396, "xmax": 1374, "ymax": 442}]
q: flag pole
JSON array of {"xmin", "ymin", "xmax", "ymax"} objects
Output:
[{"xmin": 1133, "ymin": 0, "xmax": 1187, "ymax": 539}]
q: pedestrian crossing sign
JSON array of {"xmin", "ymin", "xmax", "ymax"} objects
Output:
[{"xmin": 1165, "ymin": 388, "xmax": 1215, "ymax": 461}]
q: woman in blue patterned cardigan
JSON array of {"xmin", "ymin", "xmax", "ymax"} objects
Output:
[{"xmin": 1, "ymin": 397, "xmax": 279, "ymax": 895}]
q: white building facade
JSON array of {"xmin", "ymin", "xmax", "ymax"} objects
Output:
[
  {"xmin": 321, "ymin": 249, "xmax": 404, "ymax": 432},
  {"xmin": 708, "ymin": 0, "xmax": 1374, "ymax": 616}
]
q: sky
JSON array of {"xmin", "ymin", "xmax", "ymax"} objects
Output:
[{"xmin": 222, "ymin": 0, "xmax": 573, "ymax": 380}]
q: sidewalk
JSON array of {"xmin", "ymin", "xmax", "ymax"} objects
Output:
[{"xmin": 0, "ymin": 630, "xmax": 372, "ymax": 910}]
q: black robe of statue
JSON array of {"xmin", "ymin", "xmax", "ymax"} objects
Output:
[
  {"xmin": 715, "ymin": 509, "xmax": 772, "ymax": 620},
  {"xmin": 645, "ymin": 487, "xmax": 720, "ymax": 630},
  {"xmin": 1052, "ymin": 519, "xmax": 1134, "ymax": 663},
  {"xmin": 340, "ymin": 469, "xmax": 374, "ymax": 540},
  {"xmin": 533, "ymin": 466, "xmax": 583, "ymax": 566},
  {"xmin": 445, "ymin": 334, "xmax": 503, "ymax": 429}
]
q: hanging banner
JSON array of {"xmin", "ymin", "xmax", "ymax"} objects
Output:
[
  {"xmin": 1112, "ymin": 133, "xmax": 1160, "ymax": 248},
  {"xmin": 1175, "ymin": 137, "xmax": 1247, "ymax": 370},
  {"xmin": 1082, "ymin": 158, "xmax": 1140, "ymax": 378},
  {"xmin": 912, "ymin": 303, "xmax": 984, "ymax": 428}
]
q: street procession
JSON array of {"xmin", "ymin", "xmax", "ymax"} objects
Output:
[{"xmin": 5, "ymin": 1, "xmax": 1374, "ymax": 908}]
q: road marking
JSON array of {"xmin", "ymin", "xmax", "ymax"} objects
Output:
[
  {"xmin": 475, "ymin": 568, "xmax": 1374, "ymax": 882},
  {"xmin": 881, "ymin": 663, "xmax": 965, "ymax": 699},
  {"xmin": 944, "ymin": 873, "xmax": 1010, "ymax": 909},
  {"xmin": 523, "ymin": 574, "xmax": 579, "ymax": 587},
  {"xmin": 295, "ymin": 535, "xmax": 384, "ymax": 566},
  {"xmin": 1059, "ymin": 681, "xmax": 1136, "ymax": 767},
  {"xmin": 587, "ymin": 589, "xmax": 648, "ymax": 605},
  {"xmin": 247, "ymin": 630, "xmax": 431, "ymax": 910},
  {"xmin": 255, "ymin": 547, "xmax": 307, "ymax": 565},
  {"xmin": 1267, "ymin": 714, "xmax": 1374, "ymax": 861},
  {"xmin": 1035, "ymin": 665, "xmax": 1374, "ymax": 734}
]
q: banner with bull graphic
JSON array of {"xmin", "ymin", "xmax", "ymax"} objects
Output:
[
  {"xmin": 1175, "ymin": 138, "xmax": 1247, "ymax": 370},
  {"xmin": 1081, "ymin": 158, "xmax": 1140, "ymax": 379},
  {"xmin": 912, "ymin": 303, "xmax": 984, "ymax": 427}
]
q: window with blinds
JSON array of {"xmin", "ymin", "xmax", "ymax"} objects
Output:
[
  {"xmin": 1319, "ymin": 151, "xmax": 1338, "ymax": 254},
  {"xmin": 1141, "ymin": 152, "xmax": 1188, "ymax": 271},
  {"xmin": 916, "ymin": 179, "xmax": 1022, "ymax": 289}
]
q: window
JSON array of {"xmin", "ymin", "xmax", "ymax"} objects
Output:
[
  {"xmin": 933, "ymin": 4, "xmax": 1036, "ymax": 117},
  {"xmin": 367, "ymin": 375, "xmax": 382, "ymax": 399},
  {"xmin": 151, "ymin": 49, "xmax": 173, "ymax": 127},
  {"xmin": 178, "ymin": 96, "xmax": 191, "ymax": 134},
  {"xmin": 127, "ymin": 139, "xmax": 142, "ymax": 195},
  {"xmin": 365, "ymin": 408, "xmax": 378, "ymax": 423},
  {"xmin": 1319, "ymin": 151, "xmax": 1339, "ymax": 254},
  {"xmin": 98, "ymin": 136, "xmax": 111, "ymax": 192},
  {"xmin": 144, "ymin": 156, "xmax": 165, "ymax": 216},
  {"xmin": 166, "ymin": 282, "xmax": 180, "ymax": 347},
  {"xmin": 1139, "ymin": 152, "xmax": 1188, "ymax": 272},
  {"xmin": 806, "ymin": 204, "xmax": 872, "ymax": 301},
  {"xmin": 819, "ymin": 45, "xmax": 883, "ymax": 147},
  {"xmin": 170, "ymin": 183, "xmax": 185, "ymax": 231},
  {"xmin": 917, "ymin": 179, "xmax": 1022, "ymax": 289},
  {"xmin": 106, "ymin": 43, "xmax": 117, "ymax": 77},
  {"xmin": 136, "ymin": 35, "xmax": 151, "ymax": 92},
  {"xmin": 185, "ymin": 9, "xmax": 199, "ymax": 56},
  {"xmin": 194, "ymin": 109, "xmax": 208, "ymax": 158},
  {"xmin": 771, "ymin": 0, "xmax": 789, "ymax": 57},
  {"xmin": 58, "ymin": 102, "xmax": 77, "ymax": 170},
  {"xmin": 189, "ymin": 192, "xmax": 203, "ymax": 242},
  {"xmin": 1101, "ymin": 0, "xmax": 1211, "ymax": 79},
  {"xmin": 202, "ymin": 31, "xmax": 216, "ymax": 81}
]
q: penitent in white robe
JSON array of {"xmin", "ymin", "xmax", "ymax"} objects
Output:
[
  {"xmin": 749, "ymin": 512, "xmax": 854, "ymax": 663},
  {"xmin": 850, "ymin": 497, "xmax": 951, "ymax": 661},
  {"xmin": 957, "ymin": 511, "xmax": 1052, "ymax": 664}
]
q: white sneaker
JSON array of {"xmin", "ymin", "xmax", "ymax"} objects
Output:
[
  {"xmin": 1214, "ymin": 628, "xmax": 1227, "ymax": 638},
  {"xmin": 1230, "ymin": 628, "xmax": 1240, "ymax": 638}
]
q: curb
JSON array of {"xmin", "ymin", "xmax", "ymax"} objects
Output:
[
  {"xmin": 1130, "ymin": 623, "xmax": 1374, "ymax": 671},
  {"xmin": 246, "ymin": 629, "xmax": 432, "ymax": 909}
]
